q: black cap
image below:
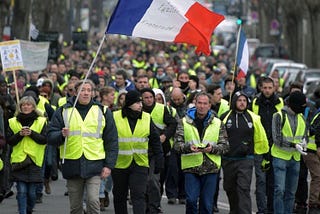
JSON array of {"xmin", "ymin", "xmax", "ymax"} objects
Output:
[{"xmin": 125, "ymin": 90, "xmax": 142, "ymax": 107}]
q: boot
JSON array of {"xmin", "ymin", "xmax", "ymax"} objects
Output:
[
  {"xmin": 99, "ymin": 198, "xmax": 105, "ymax": 211},
  {"xmin": 104, "ymin": 192, "xmax": 110, "ymax": 207},
  {"xmin": 44, "ymin": 179, "xmax": 51, "ymax": 194}
]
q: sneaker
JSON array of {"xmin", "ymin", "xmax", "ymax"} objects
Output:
[
  {"xmin": 178, "ymin": 199, "xmax": 186, "ymax": 204},
  {"xmin": 168, "ymin": 198, "xmax": 177, "ymax": 204},
  {"xmin": 156, "ymin": 207, "xmax": 164, "ymax": 213},
  {"xmin": 64, "ymin": 191, "xmax": 69, "ymax": 196}
]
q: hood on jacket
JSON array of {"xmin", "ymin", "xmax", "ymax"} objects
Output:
[
  {"xmin": 231, "ymin": 91, "xmax": 249, "ymax": 111},
  {"xmin": 153, "ymin": 88, "xmax": 166, "ymax": 105}
]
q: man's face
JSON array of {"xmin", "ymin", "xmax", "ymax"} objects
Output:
[
  {"xmin": 261, "ymin": 82, "xmax": 275, "ymax": 98},
  {"xmin": 136, "ymin": 77, "xmax": 149, "ymax": 91},
  {"xmin": 236, "ymin": 95, "xmax": 247, "ymax": 111},
  {"xmin": 195, "ymin": 95, "xmax": 211, "ymax": 119},
  {"xmin": 77, "ymin": 83, "xmax": 93, "ymax": 105},
  {"xmin": 115, "ymin": 75, "xmax": 125, "ymax": 87},
  {"xmin": 142, "ymin": 92, "xmax": 155, "ymax": 107},
  {"xmin": 171, "ymin": 93, "xmax": 184, "ymax": 106},
  {"xmin": 211, "ymin": 88, "xmax": 223, "ymax": 105}
]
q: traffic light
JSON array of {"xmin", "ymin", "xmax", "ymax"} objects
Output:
[{"xmin": 237, "ymin": 18, "xmax": 242, "ymax": 25}]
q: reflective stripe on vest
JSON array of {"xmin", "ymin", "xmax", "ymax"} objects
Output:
[
  {"xmin": 9, "ymin": 117, "xmax": 47, "ymax": 167},
  {"xmin": 181, "ymin": 117, "xmax": 221, "ymax": 170},
  {"xmin": 61, "ymin": 105, "xmax": 106, "ymax": 160},
  {"xmin": 151, "ymin": 103, "xmax": 166, "ymax": 130},
  {"xmin": 271, "ymin": 112, "xmax": 306, "ymax": 161},
  {"xmin": 113, "ymin": 110, "xmax": 150, "ymax": 169}
]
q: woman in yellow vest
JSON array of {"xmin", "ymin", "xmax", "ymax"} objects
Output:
[
  {"xmin": 7, "ymin": 96, "xmax": 47, "ymax": 214},
  {"xmin": 112, "ymin": 90, "xmax": 164, "ymax": 214},
  {"xmin": 271, "ymin": 91, "xmax": 307, "ymax": 214}
]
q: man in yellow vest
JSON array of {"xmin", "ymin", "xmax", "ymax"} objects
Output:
[
  {"xmin": 48, "ymin": 79, "xmax": 119, "ymax": 214},
  {"xmin": 250, "ymin": 77, "xmax": 284, "ymax": 214},
  {"xmin": 221, "ymin": 91, "xmax": 269, "ymax": 213},
  {"xmin": 140, "ymin": 88, "xmax": 177, "ymax": 211},
  {"xmin": 271, "ymin": 91, "xmax": 308, "ymax": 214},
  {"xmin": 174, "ymin": 92, "xmax": 229, "ymax": 214},
  {"xmin": 112, "ymin": 90, "xmax": 164, "ymax": 214},
  {"xmin": 302, "ymin": 111, "xmax": 320, "ymax": 213}
]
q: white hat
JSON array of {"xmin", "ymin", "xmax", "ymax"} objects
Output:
[{"xmin": 36, "ymin": 78, "xmax": 44, "ymax": 87}]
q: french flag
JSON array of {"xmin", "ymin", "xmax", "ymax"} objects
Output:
[
  {"xmin": 106, "ymin": 0, "xmax": 224, "ymax": 55},
  {"xmin": 236, "ymin": 28, "xmax": 249, "ymax": 77}
]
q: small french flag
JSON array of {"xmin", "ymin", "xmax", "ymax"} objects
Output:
[
  {"xmin": 236, "ymin": 28, "xmax": 249, "ymax": 77},
  {"xmin": 106, "ymin": 0, "xmax": 224, "ymax": 55}
]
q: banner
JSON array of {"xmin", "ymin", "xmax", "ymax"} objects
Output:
[
  {"xmin": 0, "ymin": 40, "xmax": 49, "ymax": 72},
  {"xmin": 0, "ymin": 40, "xmax": 24, "ymax": 71}
]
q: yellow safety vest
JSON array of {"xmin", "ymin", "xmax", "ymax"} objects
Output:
[
  {"xmin": 308, "ymin": 112, "xmax": 320, "ymax": 151},
  {"xmin": 271, "ymin": 111, "xmax": 306, "ymax": 161},
  {"xmin": 9, "ymin": 116, "xmax": 47, "ymax": 167},
  {"xmin": 252, "ymin": 97, "xmax": 284, "ymax": 115},
  {"xmin": 167, "ymin": 106, "xmax": 177, "ymax": 147},
  {"xmin": 58, "ymin": 97, "xmax": 67, "ymax": 107},
  {"xmin": 223, "ymin": 110, "xmax": 269, "ymax": 154},
  {"xmin": 181, "ymin": 117, "xmax": 221, "ymax": 170},
  {"xmin": 113, "ymin": 110, "xmax": 150, "ymax": 169},
  {"xmin": 250, "ymin": 74, "xmax": 257, "ymax": 89},
  {"xmin": 61, "ymin": 105, "xmax": 106, "ymax": 160},
  {"xmin": 217, "ymin": 99, "xmax": 230, "ymax": 118},
  {"xmin": 151, "ymin": 103, "xmax": 165, "ymax": 130}
]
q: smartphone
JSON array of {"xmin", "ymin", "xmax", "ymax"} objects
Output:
[{"xmin": 197, "ymin": 144, "xmax": 209, "ymax": 149}]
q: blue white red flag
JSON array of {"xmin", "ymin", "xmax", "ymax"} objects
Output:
[
  {"xmin": 236, "ymin": 28, "xmax": 249, "ymax": 77},
  {"xmin": 106, "ymin": 0, "xmax": 224, "ymax": 55}
]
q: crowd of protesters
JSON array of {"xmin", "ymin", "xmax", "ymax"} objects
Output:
[{"xmin": 0, "ymin": 34, "xmax": 320, "ymax": 214}]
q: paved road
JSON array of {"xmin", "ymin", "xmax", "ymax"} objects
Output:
[{"xmin": 1, "ymin": 172, "xmax": 259, "ymax": 213}]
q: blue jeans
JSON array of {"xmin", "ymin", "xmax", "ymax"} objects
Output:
[
  {"xmin": 16, "ymin": 181, "xmax": 37, "ymax": 214},
  {"xmin": 184, "ymin": 173, "xmax": 217, "ymax": 214},
  {"xmin": 273, "ymin": 157, "xmax": 300, "ymax": 214}
]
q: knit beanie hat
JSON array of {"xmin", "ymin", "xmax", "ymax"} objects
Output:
[
  {"xmin": 140, "ymin": 88, "xmax": 155, "ymax": 97},
  {"xmin": 124, "ymin": 90, "xmax": 142, "ymax": 107},
  {"xmin": 288, "ymin": 91, "xmax": 307, "ymax": 114}
]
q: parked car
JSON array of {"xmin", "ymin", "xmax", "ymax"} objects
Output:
[
  {"xmin": 263, "ymin": 58, "xmax": 294, "ymax": 75},
  {"xmin": 294, "ymin": 68, "xmax": 320, "ymax": 94},
  {"xmin": 270, "ymin": 62, "xmax": 308, "ymax": 95}
]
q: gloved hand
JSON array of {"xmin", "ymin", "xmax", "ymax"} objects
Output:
[
  {"xmin": 300, "ymin": 138, "xmax": 307, "ymax": 152},
  {"xmin": 295, "ymin": 144, "xmax": 307, "ymax": 155},
  {"xmin": 261, "ymin": 159, "xmax": 270, "ymax": 172}
]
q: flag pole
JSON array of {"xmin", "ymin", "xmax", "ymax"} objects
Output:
[
  {"xmin": 229, "ymin": 25, "xmax": 242, "ymax": 104},
  {"xmin": 61, "ymin": 33, "xmax": 107, "ymax": 164},
  {"xmin": 12, "ymin": 70, "xmax": 20, "ymax": 104}
]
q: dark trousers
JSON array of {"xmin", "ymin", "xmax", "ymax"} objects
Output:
[
  {"xmin": 222, "ymin": 158, "xmax": 254, "ymax": 214},
  {"xmin": 295, "ymin": 158, "xmax": 308, "ymax": 206},
  {"xmin": 266, "ymin": 159, "xmax": 274, "ymax": 213},
  {"xmin": 112, "ymin": 162, "xmax": 148, "ymax": 214},
  {"xmin": 163, "ymin": 150, "xmax": 185, "ymax": 200}
]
